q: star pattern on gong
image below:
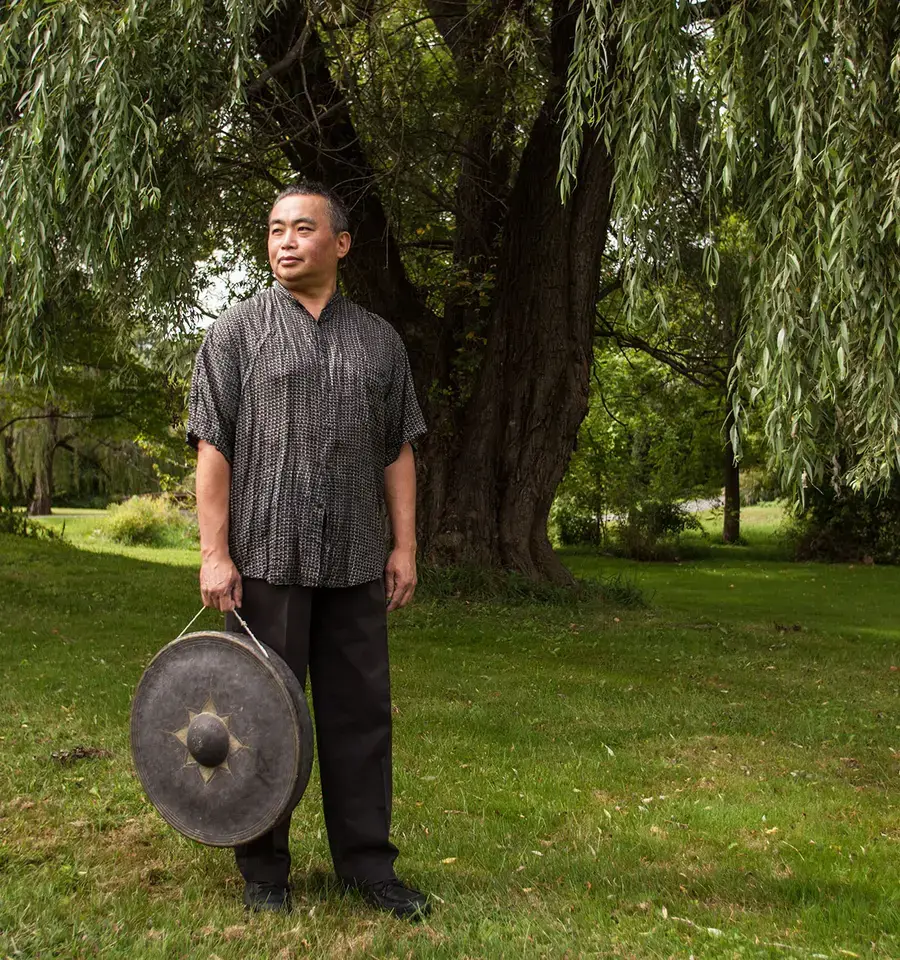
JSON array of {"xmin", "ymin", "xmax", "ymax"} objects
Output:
[{"xmin": 172, "ymin": 696, "xmax": 245, "ymax": 783}]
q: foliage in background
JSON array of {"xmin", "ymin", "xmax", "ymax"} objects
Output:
[
  {"xmin": 740, "ymin": 465, "xmax": 782, "ymax": 506},
  {"xmin": 0, "ymin": 501, "xmax": 65, "ymax": 540},
  {"xmin": 614, "ymin": 500, "xmax": 704, "ymax": 562},
  {"xmin": 595, "ymin": 211, "xmax": 755, "ymax": 543},
  {"xmin": 551, "ymin": 343, "xmax": 724, "ymax": 559},
  {"xmin": 0, "ymin": 294, "xmax": 199, "ymax": 512},
  {"xmin": 561, "ymin": 0, "xmax": 900, "ymax": 494},
  {"xmin": 787, "ymin": 475, "xmax": 900, "ymax": 565},
  {"xmin": 0, "ymin": 0, "xmax": 278, "ymax": 380},
  {"xmin": 102, "ymin": 494, "xmax": 198, "ymax": 548}
]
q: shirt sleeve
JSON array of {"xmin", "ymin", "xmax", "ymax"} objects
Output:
[
  {"xmin": 185, "ymin": 319, "xmax": 241, "ymax": 464},
  {"xmin": 385, "ymin": 334, "xmax": 427, "ymax": 467}
]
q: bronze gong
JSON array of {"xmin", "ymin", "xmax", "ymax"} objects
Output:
[{"xmin": 130, "ymin": 630, "xmax": 314, "ymax": 846}]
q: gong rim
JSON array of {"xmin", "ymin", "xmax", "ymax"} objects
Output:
[{"xmin": 130, "ymin": 630, "xmax": 314, "ymax": 847}]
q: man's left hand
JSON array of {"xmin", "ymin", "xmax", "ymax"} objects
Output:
[{"xmin": 384, "ymin": 547, "xmax": 417, "ymax": 612}]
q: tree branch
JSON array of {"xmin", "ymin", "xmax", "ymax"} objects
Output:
[
  {"xmin": 595, "ymin": 311, "xmax": 726, "ymax": 389},
  {"xmin": 592, "ymin": 366, "xmax": 628, "ymax": 427},
  {"xmin": 56, "ymin": 440, "xmax": 112, "ymax": 481},
  {"xmin": 0, "ymin": 411, "xmax": 125, "ymax": 436},
  {"xmin": 246, "ymin": 18, "xmax": 312, "ymax": 97}
]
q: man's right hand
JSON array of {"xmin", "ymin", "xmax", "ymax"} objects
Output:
[{"xmin": 199, "ymin": 551, "xmax": 243, "ymax": 612}]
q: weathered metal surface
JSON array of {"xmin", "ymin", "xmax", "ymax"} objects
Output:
[{"xmin": 131, "ymin": 630, "xmax": 314, "ymax": 846}]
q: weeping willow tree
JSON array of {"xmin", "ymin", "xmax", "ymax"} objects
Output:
[
  {"xmin": 0, "ymin": 407, "xmax": 154, "ymax": 512},
  {"xmin": 0, "ymin": 0, "xmax": 268, "ymax": 380},
  {"xmin": 3, "ymin": 0, "xmax": 898, "ymax": 578},
  {"xmin": 0, "ymin": 370, "xmax": 181, "ymax": 512},
  {"xmin": 561, "ymin": 0, "xmax": 900, "ymax": 494},
  {"xmin": 0, "ymin": 283, "xmax": 188, "ymax": 512}
]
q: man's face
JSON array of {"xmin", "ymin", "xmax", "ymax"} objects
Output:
[{"xmin": 267, "ymin": 194, "xmax": 350, "ymax": 288}]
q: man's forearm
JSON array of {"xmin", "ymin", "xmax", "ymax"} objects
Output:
[
  {"xmin": 384, "ymin": 441, "xmax": 417, "ymax": 550},
  {"xmin": 196, "ymin": 440, "xmax": 232, "ymax": 559}
]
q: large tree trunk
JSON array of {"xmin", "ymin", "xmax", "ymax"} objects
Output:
[{"xmin": 426, "ymin": 3, "xmax": 616, "ymax": 583}]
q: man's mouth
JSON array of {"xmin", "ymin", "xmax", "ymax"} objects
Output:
[{"xmin": 279, "ymin": 256, "xmax": 301, "ymax": 264}]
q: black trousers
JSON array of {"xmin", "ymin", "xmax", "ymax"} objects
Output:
[{"xmin": 224, "ymin": 576, "xmax": 399, "ymax": 886}]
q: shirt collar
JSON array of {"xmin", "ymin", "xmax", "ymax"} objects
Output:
[{"xmin": 272, "ymin": 279, "xmax": 343, "ymax": 321}]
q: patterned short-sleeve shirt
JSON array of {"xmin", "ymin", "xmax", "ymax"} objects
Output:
[{"xmin": 185, "ymin": 280, "xmax": 428, "ymax": 588}]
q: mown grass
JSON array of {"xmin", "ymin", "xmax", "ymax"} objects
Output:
[{"xmin": 1, "ymin": 505, "xmax": 899, "ymax": 959}]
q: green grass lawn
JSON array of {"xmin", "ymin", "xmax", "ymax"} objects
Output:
[{"xmin": 1, "ymin": 506, "xmax": 898, "ymax": 958}]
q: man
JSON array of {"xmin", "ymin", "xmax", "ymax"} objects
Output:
[{"xmin": 185, "ymin": 180, "xmax": 430, "ymax": 919}]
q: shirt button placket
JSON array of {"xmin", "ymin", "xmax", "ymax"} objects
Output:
[{"xmin": 314, "ymin": 319, "xmax": 330, "ymax": 582}]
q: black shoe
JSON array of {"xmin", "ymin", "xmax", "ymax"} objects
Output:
[
  {"xmin": 340, "ymin": 876, "xmax": 432, "ymax": 920},
  {"xmin": 243, "ymin": 880, "xmax": 292, "ymax": 913}
]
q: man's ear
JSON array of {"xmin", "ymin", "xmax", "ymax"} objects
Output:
[{"xmin": 336, "ymin": 231, "xmax": 352, "ymax": 259}]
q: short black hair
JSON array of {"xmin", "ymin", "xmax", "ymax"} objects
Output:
[{"xmin": 271, "ymin": 180, "xmax": 350, "ymax": 237}]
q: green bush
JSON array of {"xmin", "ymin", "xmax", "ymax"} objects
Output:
[
  {"xmin": 104, "ymin": 495, "xmax": 198, "ymax": 547},
  {"xmin": 787, "ymin": 477, "xmax": 900, "ymax": 564},
  {"xmin": 0, "ymin": 502, "xmax": 66, "ymax": 541},
  {"xmin": 549, "ymin": 491, "xmax": 704, "ymax": 562},
  {"xmin": 549, "ymin": 496, "xmax": 605, "ymax": 547},
  {"xmin": 613, "ymin": 499, "xmax": 703, "ymax": 561}
]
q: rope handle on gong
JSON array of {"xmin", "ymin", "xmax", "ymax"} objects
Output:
[{"xmin": 175, "ymin": 604, "xmax": 270, "ymax": 660}]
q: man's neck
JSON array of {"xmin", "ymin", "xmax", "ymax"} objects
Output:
[{"xmin": 277, "ymin": 279, "xmax": 338, "ymax": 321}]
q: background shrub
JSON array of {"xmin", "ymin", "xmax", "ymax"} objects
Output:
[
  {"xmin": 613, "ymin": 499, "xmax": 704, "ymax": 561},
  {"xmin": 787, "ymin": 476, "xmax": 900, "ymax": 564},
  {"xmin": 550, "ymin": 495, "xmax": 605, "ymax": 547},
  {"xmin": 550, "ymin": 493, "xmax": 705, "ymax": 561},
  {"xmin": 0, "ymin": 502, "xmax": 66, "ymax": 541},
  {"xmin": 104, "ymin": 495, "xmax": 198, "ymax": 547}
]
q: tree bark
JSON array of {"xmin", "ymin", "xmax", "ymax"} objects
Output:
[
  {"xmin": 426, "ymin": 1, "xmax": 617, "ymax": 583},
  {"xmin": 415, "ymin": 0, "xmax": 516, "ymax": 564}
]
